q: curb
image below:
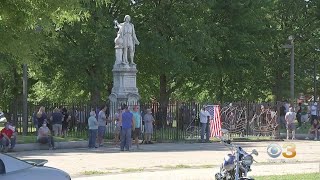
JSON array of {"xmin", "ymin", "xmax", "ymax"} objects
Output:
[
  {"xmin": 14, "ymin": 141, "xmax": 88, "ymax": 151},
  {"xmin": 279, "ymin": 133, "xmax": 313, "ymax": 139}
]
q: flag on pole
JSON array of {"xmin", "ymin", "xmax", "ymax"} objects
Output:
[{"xmin": 206, "ymin": 105, "xmax": 222, "ymax": 137}]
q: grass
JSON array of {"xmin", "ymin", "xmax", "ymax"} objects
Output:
[
  {"xmin": 256, "ymin": 173, "xmax": 320, "ymax": 180},
  {"xmin": 82, "ymin": 170, "xmax": 111, "ymax": 175},
  {"xmin": 121, "ymin": 168, "xmax": 145, "ymax": 173},
  {"xmin": 80, "ymin": 166, "xmax": 320, "ymax": 179}
]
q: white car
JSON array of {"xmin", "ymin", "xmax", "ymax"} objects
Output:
[
  {"xmin": 0, "ymin": 153, "xmax": 71, "ymax": 180},
  {"xmin": 0, "ymin": 111, "xmax": 6, "ymax": 123}
]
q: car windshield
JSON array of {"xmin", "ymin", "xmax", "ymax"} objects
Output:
[{"xmin": 0, "ymin": 153, "xmax": 33, "ymax": 173}]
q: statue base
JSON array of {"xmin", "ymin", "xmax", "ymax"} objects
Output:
[{"xmin": 109, "ymin": 63, "xmax": 140, "ymax": 113}]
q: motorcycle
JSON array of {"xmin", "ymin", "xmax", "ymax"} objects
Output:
[{"xmin": 215, "ymin": 129, "xmax": 258, "ymax": 180}]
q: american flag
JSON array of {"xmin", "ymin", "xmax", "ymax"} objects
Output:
[{"xmin": 206, "ymin": 105, "xmax": 222, "ymax": 137}]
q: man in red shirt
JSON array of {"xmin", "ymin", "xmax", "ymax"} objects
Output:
[{"xmin": 0, "ymin": 122, "xmax": 14, "ymax": 152}]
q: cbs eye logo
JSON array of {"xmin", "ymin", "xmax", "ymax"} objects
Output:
[{"xmin": 267, "ymin": 143, "xmax": 296, "ymax": 158}]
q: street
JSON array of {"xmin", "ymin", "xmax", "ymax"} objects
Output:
[{"xmin": 8, "ymin": 140, "xmax": 320, "ymax": 179}]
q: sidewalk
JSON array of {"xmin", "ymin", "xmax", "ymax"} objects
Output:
[
  {"xmin": 280, "ymin": 133, "xmax": 313, "ymax": 139},
  {"xmin": 12, "ymin": 133, "xmax": 313, "ymax": 152},
  {"xmin": 14, "ymin": 141, "xmax": 89, "ymax": 151}
]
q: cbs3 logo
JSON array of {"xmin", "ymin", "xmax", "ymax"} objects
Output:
[{"xmin": 267, "ymin": 143, "xmax": 296, "ymax": 158}]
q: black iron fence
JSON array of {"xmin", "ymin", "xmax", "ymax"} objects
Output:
[{"xmin": 3, "ymin": 101, "xmax": 286, "ymax": 141}]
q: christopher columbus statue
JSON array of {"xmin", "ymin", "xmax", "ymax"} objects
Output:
[{"xmin": 114, "ymin": 15, "xmax": 140, "ymax": 65}]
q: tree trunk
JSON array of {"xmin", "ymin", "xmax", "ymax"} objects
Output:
[
  {"xmin": 159, "ymin": 74, "xmax": 169, "ymax": 128},
  {"xmin": 273, "ymin": 71, "xmax": 283, "ymax": 101},
  {"xmin": 90, "ymin": 86, "xmax": 101, "ymax": 107},
  {"xmin": 11, "ymin": 65, "xmax": 20, "ymax": 127},
  {"xmin": 87, "ymin": 66, "xmax": 101, "ymax": 107}
]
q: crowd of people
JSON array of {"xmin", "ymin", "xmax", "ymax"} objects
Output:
[
  {"xmin": 281, "ymin": 101, "xmax": 320, "ymax": 140},
  {"xmin": 87, "ymin": 104, "xmax": 155, "ymax": 151},
  {"xmin": 2, "ymin": 100, "xmax": 319, "ymax": 153},
  {"xmin": 0, "ymin": 103, "xmax": 157, "ymax": 152}
]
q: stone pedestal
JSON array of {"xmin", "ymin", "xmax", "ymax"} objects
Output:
[{"xmin": 109, "ymin": 63, "xmax": 140, "ymax": 112}]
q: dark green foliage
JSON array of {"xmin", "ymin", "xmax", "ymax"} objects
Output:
[{"xmin": 0, "ymin": 0, "xmax": 320, "ymax": 110}]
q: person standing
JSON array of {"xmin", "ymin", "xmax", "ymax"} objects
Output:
[
  {"xmin": 61, "ymin": 107, "xmax": 71, "ymax": 137},
  {"xmin": 114, "ymin": 107, "xmax": 122, "ymax": 146},
  {"xmin": 310, "ymin": 102, "xmax": 318, "ymax": 125},
  {"xmin": 296, "ymin": 103, "xmax": 302, "ymax": 128},
  {"xmin": 285, "ymin": 107, "xmax": 296, "ymax": 140},
  {"xmin": 97, "ymin": 105, "xmax": 108, "ymax": 147},
  {"xmin": 50, "ymin": 107, "xmax": 63, "ymax": 136},
  {"xmin": 279, "ymin": 103, "xmax": 286, "ymax": 129},
  {"xmin": 88, "ymin": 110, "xmax": 98, "ymax": 148},
  {"xmin": 120, "ymin": 105, "xmax": 134, "ymax": 151},
  {"xmin": 300, "ymin": 102, "xmax": 308, "ymax": 128},
  {"xmin": 132, "ymin": 105, "xmax": 141, "ymax": 149},
  {"xmin": 143, "ymin": 109, "xmax": 155, "ymax": 144},
  {"xmin": 36, "ymin": 106, "xmax": 47, "ymax": 129},
  {"xmin": 200, "ymin": 106, "xmax": 211, "ymax": 143}
]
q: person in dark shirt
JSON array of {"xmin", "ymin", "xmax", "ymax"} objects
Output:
[
  {"xmin": 36, "ymin": 106, "xmax": 47, "ymax": 129},
  {"xmin": 50, "ymin": 107, "xmax": 63, "ymax": 136},
  {"xmin": 120, "ymin": 105, "xmax": 134, "ymax": 151},
  {"xmin": 61, "ymin": 108, "xmax": 71, "ymax": 137},
  {"xmin": 296, "ymin": 103, "xmax": 302, "ymax": 128},
  {"xmin": 279, "ymin": 104, "xmax": 286, "ymax": 129}
]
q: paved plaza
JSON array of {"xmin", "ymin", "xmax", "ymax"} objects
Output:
[{"xmin": 8, "ymin": 140, "xmax": 320, "ymax": 179}]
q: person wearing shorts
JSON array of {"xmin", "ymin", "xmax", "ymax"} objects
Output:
[
  {"xmin": 132, "ymin": 105, "xmax": 141, "ymax": 149},
  {"xmin": 50, "ymin": 107, "xmax": 63, "ymax": 136},
  {"xmin": 97, "ymin": 105, "xmax": 107, "ymax": 147},
  {"xmin": 285, "ymin": 107, "xmax": 296, "ymax": 140},
  {"xmin": 310, "ymin": 102, "xmax": 318, "ymax": 125}
]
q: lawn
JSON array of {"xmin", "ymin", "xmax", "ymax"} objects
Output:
[{"xmin": 256, "ymin": 173, "xmax": 320, "ymax": 180}]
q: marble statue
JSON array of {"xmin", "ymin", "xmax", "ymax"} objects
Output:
[{"xmin": 114, "ymin": 15, "xmax": 140, "ymax": 65}]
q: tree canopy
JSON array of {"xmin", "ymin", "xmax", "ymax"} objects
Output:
[{"xmin": 1, "ymin": 0, "xmax": 319, "ymax": 110}]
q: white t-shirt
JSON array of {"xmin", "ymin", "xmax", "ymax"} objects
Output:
[
  {"xmin": 37, "ymin": 126, "xmax": 50, "ymax": 139},
  {"xmin": 200, "ymin": 110, "xmax": 211, "ymax": 123},
  {"xmin": 285, "ymin": 112, "xmax": 296, "ymax": 124},
  {"xmin": 311, "ymin": 105, "xmax": 317, "ymax": 116}
]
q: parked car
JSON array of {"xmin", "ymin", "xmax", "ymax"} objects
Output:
[
  {"xmin": 0, "ymin": 111, "xmax": 6, "ymax": 123},
  {"xmin": 0, "ymin": 153, "xmax": 71, "ymax": 180}
]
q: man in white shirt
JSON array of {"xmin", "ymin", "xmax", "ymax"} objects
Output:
[
  {"xmin": 37, "ymin": 122, "xmax": 55, "ymax": 150},
  {"xmin": 200, "ymin": 106, "xmax": 211, "ymax": 143},
  {"xmin": 310, "ymin": 102, "xmax": 318, "ymax": 125},
  {"xmin": 285, "ymin": 107, "xmax": 296, "ymax": 140}
]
